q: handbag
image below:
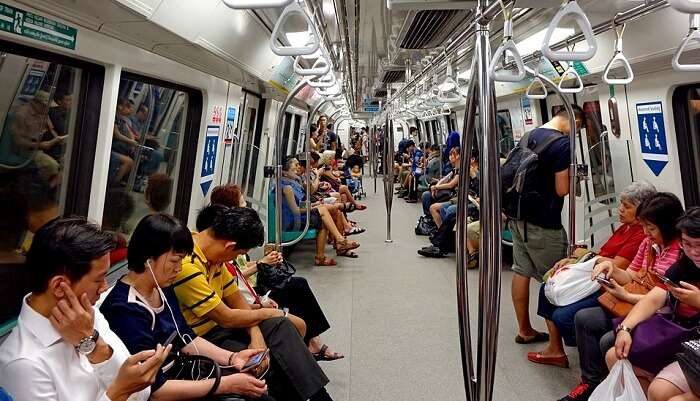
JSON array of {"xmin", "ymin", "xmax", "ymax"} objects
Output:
[
  {"xmin": 612, "ymin": 297, "xmax": 700, "ymax": 374},
  {"xmin": 598, "ymin": 247, "xmax": 658, "ymax": 317},
  {"xmin": 677, "ymin": 339, "xmax": 700, "ymax": 397},
  {"xmin": 163, "ymin": 353, "xmax": 244, "ymax": 401},
  {"xmin": 256, "ymin": 259, "xmax": 296, "ymax": 292}
]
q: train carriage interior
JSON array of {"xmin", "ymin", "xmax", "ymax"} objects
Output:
[{"xmin": 1, "ymin": 0, "xmax": 700, "ymax": 401}]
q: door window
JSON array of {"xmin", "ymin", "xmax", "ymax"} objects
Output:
[{"xmin": 102, "ymin": 77, "xmax": 190, "ymax": 266}]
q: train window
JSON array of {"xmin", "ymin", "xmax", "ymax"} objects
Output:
[
  {"xmin": 0, "ymin": 42, "xmax": 105, "ymax": 333},
  {"xmin": 281, "ymin": 112, "xmax": 292, "ymax": 155},
  {"xmin": 103, "ymin": 76, "xmax": 193, "ymax": 265},
  {"xmin": 672, "ymin": 84, "xmax": 700, "ymax": 207},
  {"xmin": 474, "ymin": 110, "xmax": 514, "ymax": 156},
  {"xmin": 291, "ymin": 114, "xmax": 301, "ymax": 154}
]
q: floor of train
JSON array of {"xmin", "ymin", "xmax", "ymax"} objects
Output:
[{"xmin": 286, "ymin": 181, "xmax": 582, "ymax": 401}]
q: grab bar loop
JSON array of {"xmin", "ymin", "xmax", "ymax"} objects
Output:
[
  {"xmin": 669, "ymin": 0, "xmax": 700, "ymax": 14},
  {"xmin": 489, "ymin": 1, "xmax": 526, "ymax": 82},
  {"xmin": 558, "ymin": 53, "xmax": 584, "ymax": 93},
  {"xmin": 541, "ymin": 0, "xmax": 598, "ymax": 62},
  {"xmin": 270, "ymin": 2, "xmax": 320, "ymax": 56},
  {"xmin": 526, "ymin": 60, "xmax": 548, "ymax": 99},
  {"xmin": 308, "ymin": 73, "xmax": 336, "ymax": 88},
  {"xmin": 673, "ymin": 14, "xmax": 700, "ymax": 72},
  {"xmin": 603, "ymin": 23, "xmax": 634, "ymax": 85},
  {"xmin": 223, "ymin": 0, "xmax": 293, "ymax": 9},
  {"xmin": 294, "ymin": 54, "xmax": 330, "ymax": 77}
]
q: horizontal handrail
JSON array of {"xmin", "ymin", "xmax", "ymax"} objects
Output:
[{"xmin": 223, "ymin": 0, "xmax": 292, "ymax": 9}]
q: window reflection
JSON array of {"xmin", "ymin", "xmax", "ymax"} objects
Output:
[
  {"xmin": 0, "ymin": 55, "xmax": 82, "ymax": 326},
  {"xmin": 104, "ymin": 77, "xmax": 188, "ymax": 266}
]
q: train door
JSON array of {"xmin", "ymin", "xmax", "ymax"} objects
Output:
[
  {"xmin": 672, "ymin": 84, "xmax": 700, "ymax": 207},
  {"xmin": 236, "ymin": 93, "xmax": 263, "ymax": 198}
]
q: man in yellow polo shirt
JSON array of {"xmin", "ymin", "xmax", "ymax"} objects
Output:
[{"xmin": 173, "ymin": 206, "xmax": 333, "ymax": 401}]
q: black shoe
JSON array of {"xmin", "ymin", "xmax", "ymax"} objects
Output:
[
  {"xmin": 558, "ymin": 383, "xmax": 595, "ymax": 401},
  {"xmin": 417, "ymin": 246, "xmax": 446, "ymax": 258}
]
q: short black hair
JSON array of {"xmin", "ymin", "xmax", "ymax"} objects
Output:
[
  {"xmin": 102, "ymin": 189, "xmax": 134, "ymax": 232},
  {"xmin": 310, "ymin": 152, "xmax": 320, "ymax": 163},
  {"xmin": 430, "ymin": 144, "xmax": 440, "ymax": 152},
  {"xmin": 405, "ymin": 140, "xmax": 416, "ymax": 149},
  {"xmin": 210, "ymin": 207, "xmax": 265, "ymax": 250},
  {"xmin": 127, "ymin": 214, "xmax": 193, "ymax": 273},
  {"xmin": 54, "ymin": 92, "xmax": 71, "ymax": 102},
  {"xmin": 26, "ymin": 217, "xmax": 116, "ymax": 293},
  {"xmin": 555, "ymin": 104, "xmax": 585, "ymax": 122},
  {"xmin": 678, "ymin": 207, "xmax": 700, "ymax": 238},
  {"xmin": 196, "ymin": 204, "xmax": 229, "ymax": 232},
  {"xmin": 117, "ymin": 97, "xmax": 134, "ymax": 107},
  {"xmin": 637, "ymin": 192, "xmax": 684, "ymax": 244}
]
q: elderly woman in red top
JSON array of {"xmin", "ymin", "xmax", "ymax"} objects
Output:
[{"xmin": 526, "ymin": 182, "xmax": 657, "ymax": 368}]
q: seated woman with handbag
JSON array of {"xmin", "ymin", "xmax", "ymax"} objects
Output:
[
  {"xmin": 196, "ymin": 202, "xmax": 344, "ymax": 362},
  {"xmin": 605, "ymin": 207, "xmax": 700, "ymax": 400},
  {"xmin": 528, "ymin": 182, "xmax": 655, "ymax": 368},
  {"xmin": 557, "ymin": 192, "xmax": 685, "ymax": 401},
  {"xmin": 101, "ymin": 214, "xmax": 273, "ymax": 401},
  {"xmin": 275, "ymin": 156, "xmax": 360, "ymax": 266}
]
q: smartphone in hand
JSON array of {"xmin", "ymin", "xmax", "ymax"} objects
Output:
[{"xmin": 240, "ymin": 349, "xmax": 269, "ymax": 373}]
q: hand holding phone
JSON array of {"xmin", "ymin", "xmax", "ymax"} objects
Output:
[
  {"xmin": 240, "ymin": 349, "xmax": 269, "ymax": 373},
  {"xmin": 658, "ymin": 274, "xmax": 680, "ymax": 289},
  {"xmin": 595, "ymin": 275, "xmax": 615, "ymax": 288}
]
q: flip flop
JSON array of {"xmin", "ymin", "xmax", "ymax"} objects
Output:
[
  {"xmin": 515, "ymin": 331, "xmax": 549, "ymax": 344},
  {"xmin": 526, "ymin": 352, "xmax": 569, "ymax": 368},
  {"xmin": 355, "ymin": 203, "xmax": 367, "ymax": 210},
  {"xmin": 344, "ymin": 226, "xmax": 366, "ymax": 236},
  {"xmin": 337, "ymin": 249, "xmax": 359, "ymax": 258},
  {"xmin": 313, "ymin": 344, "xmax": 345, "ymax": 362}
]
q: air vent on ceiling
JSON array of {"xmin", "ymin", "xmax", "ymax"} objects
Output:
[
  {"xmin": 397, "ymin": 9, "xmax": 469, "ymax": 49},
  {"xmin": 374, "ymin": 88, "xmax": 387, "ymax": 98}
]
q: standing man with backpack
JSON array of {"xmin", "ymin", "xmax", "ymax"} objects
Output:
[{"xmin": 503, "ymin": 106, "xmax": 584, "ymax": 346}]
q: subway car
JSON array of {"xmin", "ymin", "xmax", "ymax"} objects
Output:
[{"xmin": 0, "ymin": 1, "xmax": 699, "ymax": 401}]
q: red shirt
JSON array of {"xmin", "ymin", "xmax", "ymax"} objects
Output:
[{"xmin": 598, "ymin": 223, "xmax": 645, "ymax": 261}]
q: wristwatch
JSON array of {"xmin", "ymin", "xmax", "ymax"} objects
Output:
[
  {"xmin": 76, "ymin": 329, "xmax": 100, "ymax": 355},
  {"xmin": 615, "ymin": 324, "xmax": 633, "ymax": 336}
]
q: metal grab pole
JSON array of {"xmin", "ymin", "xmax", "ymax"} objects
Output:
[
  {"xmin": 524, "ymin": 65, "xmax": 578, "ymax": 254},
  {"xmin": 474, "ymin": 5, "xmax": 503, "ymax": 400},
  {"xmin": 275, "ymin": 80, "xmax": 311, "ymax": 249},
  {"xmin": 373, "ymin": 125, "xmax": 378, "ymax": 193},
  {"xmin": 383, "ymin": 113, "xmax": 395, "ymax": 243},
  {"xmin": 456, "ymin": 53, "xmax": 479, "ymax": 401}
]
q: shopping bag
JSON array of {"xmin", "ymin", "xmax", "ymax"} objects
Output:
[
  {"xmin": 544, "ymin": 257, "xmax": 601, "ymax": 306},
  {"xmin": 589, "ymin": 360, "xmax": 647, "ymax": 401}
]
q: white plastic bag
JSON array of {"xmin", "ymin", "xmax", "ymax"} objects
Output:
[
  {"xmin": 589, "ymin": 360, "xmax": 647, "ymax": 401},
  {"xmin": 544, "ymin": 256, "xmax": 601, "ymax": 306}
]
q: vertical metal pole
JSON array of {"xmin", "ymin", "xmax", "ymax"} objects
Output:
[
  {"xmin": 373, "ymin": 125, "xmax": 378, "ymax": 193},
  {"xmin": 456, "ymin": 54, "xmax": 479, "ymax": 401},
  {"xmin": 275, "ymin": 80, "xmax": 310, "ymax": 249},
  {"xmin": 383, "ymin": 111, "xmax": 394, "ymax": 243},
  {"xmin": 475, "ymin": 3, "xmax": 502, "ymax": 401}
]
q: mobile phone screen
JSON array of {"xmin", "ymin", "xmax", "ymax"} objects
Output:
[
  {"xmin": 660, "ymin": 276, "xmax": 679, "ymax": 288},
  {"xmin": 596, "ymin": 276, "xmax": 614, "ymax": 288},
  {"xmin": 164, "ymin": 331, "xmax": 178, "ymax": 348},
  {"xmin": 241, "ymin": 350, "xmax": 269, "ymax": 372}
]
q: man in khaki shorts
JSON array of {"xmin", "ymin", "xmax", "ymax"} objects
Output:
[{"xmin": 509, "ymin": 107, "xmax": 584, "ymax": 348}]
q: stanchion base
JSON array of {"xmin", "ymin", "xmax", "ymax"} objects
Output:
[{"xmin": 385, "ymin": 239, "xmax": 393, "ymax": 243}]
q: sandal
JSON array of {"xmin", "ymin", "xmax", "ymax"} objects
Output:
[
  {"xmin": 342, "ymin": 202, "xmax": 356, "ymax": 213},
  {"xmin": 515, "ymin": 331, "xmax": 549, "ymax": 344},
  {"xmin": 337, "ymin": 249, "xmax": 359, "ymax": 258},
  {"xmin": 355, "ymin": 203, "xmax": 367, "ymax": 210},
  {"xmin": 527, "ymin": 352, "xmax": 569, "ymax": 368},
  {"xmin": 313, "ymin": 344, "xmax": 345, "ymax": 362},
  {"xmin": 335, "ymin": 238, "xmax": 360, "ymax": 253},
  {"xmin": 344, "ymin": 226, "xmax": 366, "ymax": 236},
  {"xmin": 314, "ymin": 256, "xmax": 337, "ymax": 266}
]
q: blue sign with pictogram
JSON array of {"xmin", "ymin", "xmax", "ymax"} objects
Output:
[
  {"xmin": 635, "ymin": 101, "xmax": 668, "ymax": 176},
  {"xmin": 200, "ymin": 125, "xmax": 219, "ymax": 196}
]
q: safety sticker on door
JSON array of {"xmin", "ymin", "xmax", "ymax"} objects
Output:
[
  {"xmin": 636, "ymin": 101, "xmax": 668, "ymax": 176},
  {"xmin": 200, "ymin": 125, "xmax": 219, "ymax": 196}
]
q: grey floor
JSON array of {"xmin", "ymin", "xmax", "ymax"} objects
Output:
[{"xmin": 287, "ymin": 184, "xmax": 582, "ymax": 401}]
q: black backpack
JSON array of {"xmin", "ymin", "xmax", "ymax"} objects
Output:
[{"xmin": 501, "ymin": 130, "xmax": 563, "ymax": 222}]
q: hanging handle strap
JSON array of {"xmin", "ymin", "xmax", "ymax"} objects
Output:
[
  {"xmin": 293, "ymin": 55, "xmax": 330, "ymax": 77},
  {"xmin": 603, "ymin": 23, "xmax": 634, "ymax": 85},
  {"xmin": 669, "ymin": 0, "xmax": 700, "ymax": 14},
  {"xmin": 526, "ymin": 59, "xmax": 548, "ymax": 99},
  {"xmin": 541, "ymin": 0, "xmax": 598, "ymax": 62},
  {"xmin": 558, "ymin": 47, "xmax": 584, "ymax": 93},
  {"xmin": 673, "ymin": 14, "xmax": 700, "ymax": 72},
  {"xmin": 489, "ymin": 1, "xmax": 526, "ymax": 82},
  {"xmin": 270, "ymin": 2, "xmax": 320, "ymax": 56},
  {"xmin": 308, "ymin": 73, "xmax": 336, "ymax": 88},
  {"xmin": 223, "ymin": 0, "xmax": 293, "ymax": 9}
]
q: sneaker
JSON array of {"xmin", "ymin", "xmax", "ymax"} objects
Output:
[
  {"xmin": 558, "ymin": 383, "xmax": 595, "ymax": 401},
  {"xmin": 417, "ymin": 246, "xmax": 446, "ymax": 258}
]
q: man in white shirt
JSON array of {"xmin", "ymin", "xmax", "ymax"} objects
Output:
[{"xmin": 0, "ymin": 217, "xmax": 170, "ymax": 401}]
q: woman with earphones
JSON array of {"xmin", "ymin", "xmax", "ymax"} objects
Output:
[{"xmin": 100, "ymin": 214, "xmax": 274, "ymax": 401}]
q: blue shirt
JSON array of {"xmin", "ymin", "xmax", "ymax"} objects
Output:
[
  {"xmin": 0, "ymin": 388, "xmax": 13, "ymax": 401},
  {"xmin": 272, "ymin": 177, "xmax": 309, "ymax": 230},
  {"xmin": 100, "ymin": 279, "xmax": 196, "ymax": 393},
  {"xmin": 412, "ymin": 149, "xmax": 424, "ymax": 174}
]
